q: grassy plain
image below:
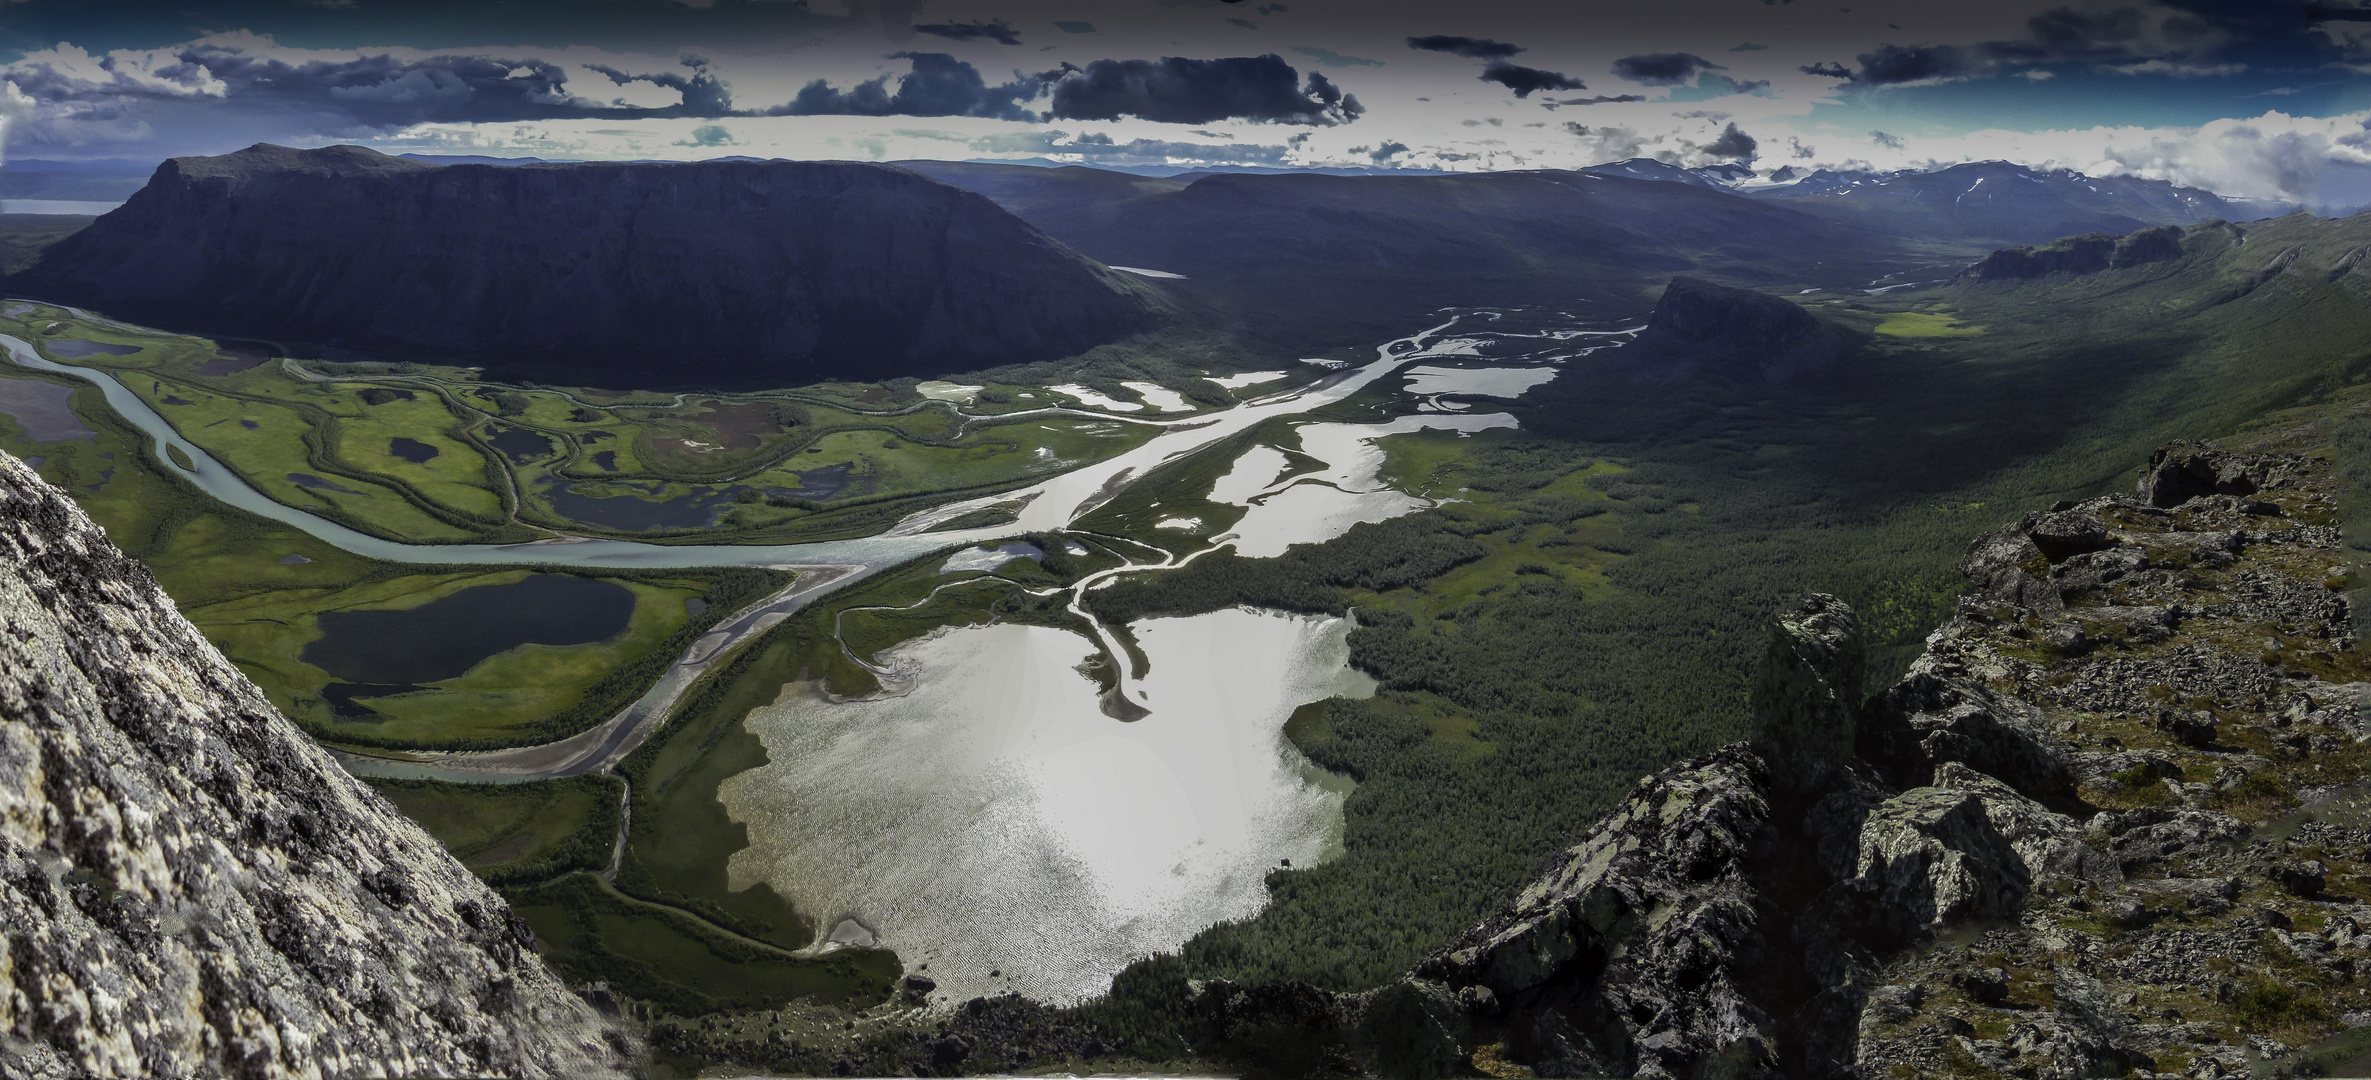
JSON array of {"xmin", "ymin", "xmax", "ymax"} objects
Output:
[
  {"xmin": 509, "ymin": 872, "xmax": 899, "ymax": 1017},
  {"xmin": 0, "ymin": 302, "xmax": 1186, "ymax": 548},
  {"xmin": 196, "ymin": 569, "xmax": 717, "ymax": 747},
  {"xmin": 1871, "ymin": 308, "xmax": 1984, "ymax": 337},
  {"xmin": 366, "ymin": 774, "xmax": 623, "ymax": 885},
  {"xmin": 0, "ymin": 355, "xmax": 783, "ymax": 752}
]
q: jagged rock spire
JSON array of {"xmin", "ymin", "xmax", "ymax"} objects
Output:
[{"xmin": 1751, "ymin": 593, "xmax": 1866, "ymax": 798}]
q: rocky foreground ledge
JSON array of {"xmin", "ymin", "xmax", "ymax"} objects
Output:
[
  {"xmin": 1071, "ymin": 437, "xmax": 2361, "ymax": 1079},
  {"xmin": 0, "ymin": 451, "xmax": 633, "ymax": 1080}
]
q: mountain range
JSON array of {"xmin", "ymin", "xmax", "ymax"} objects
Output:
[{"xmin": 2, "ymin": 150, "xmax": 2314, "ymax": 376}]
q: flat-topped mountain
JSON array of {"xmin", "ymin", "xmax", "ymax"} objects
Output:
[
  {"xmin": 1616, "ymin": 275, "xmax": 1845, "ymax": 385},
  {"xmin": 0, "ymin": 450, "xmax": 632, "ymax": 1078},
  {"xmin": 8, "ymin": 144, "xmax": 1168, "ymax": 383}
]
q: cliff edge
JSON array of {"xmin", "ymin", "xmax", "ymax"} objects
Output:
[
  {"xmin": 1324, "ymin": 436, "xmax": 2366, "ymax": 1077},
  {"xmin": 0, "ymin": 450, "xmax": 634, "ymax": 1079}
]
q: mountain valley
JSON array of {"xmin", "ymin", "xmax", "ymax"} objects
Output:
[{"xmin": 9, "ymin": 147, "xmax": 2371, "ymax": 1080}]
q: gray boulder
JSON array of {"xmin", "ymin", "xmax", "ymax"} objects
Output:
[{"xmin": 2136, "ymin": 440, "xmax": 2262, "ymax": 507}]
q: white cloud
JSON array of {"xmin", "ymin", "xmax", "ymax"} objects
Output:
[{"xmin": 2099, "ymin": 60, "xmax": 2248, "ymax": 78}]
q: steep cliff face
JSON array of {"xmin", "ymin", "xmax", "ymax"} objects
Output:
[
  {"xmin": 1617, "ymin": 276, "xmax": 1844, "ymax": 387},
  {"xmin": 1962, "ymin": 223, "xmax": 2191, "ymax": 281},
  {"xmin": 0, "ymin": 451, "xmax": 632, "ymax": 1079},
  {"xmin": 8, "ymin": 144, "xmax": 1167, "ymax": 383}
]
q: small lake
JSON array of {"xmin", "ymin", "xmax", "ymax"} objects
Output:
[
  {"xmin": 287, "ymin": 472, "xmax": 361, "ymax": 494},
  {"xmin": 486, "ymin": 426, "xmax": 552, "ymax": 462},
  {"xmin": 1219, "ymin": 413, "xmax": 1517, "ymax": 558},
  {"xmin": 722, "ymin": 609, "xmax": 1365, "ymax": 1006},
  {"xmin": 389, "ymin": 437, "xmax": 439, "ymax": 464},
  {"xmin": 46, "ymin": 340, "xmax": 142, "ymax": 359},
  {"xmin": 302, "ymin": 573, "xmax": 636, "ymax": 684},
  {"xmin": 540, "ymin": 479, "xmax": 742, "ymax": 531},
  {"xmin": 0, "ymin": 378, "xmax": 94, "ymax": 443}
]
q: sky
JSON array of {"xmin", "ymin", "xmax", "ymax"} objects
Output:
[{"xmin": 4, "ymin": 0, "xmax": 2371, "ymax": 208}]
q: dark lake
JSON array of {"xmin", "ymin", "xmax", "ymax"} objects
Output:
[
  {"xmin": 48, "ymin": 340, "xmax": 142, "ymax": 358},
  {"xmin": 785, "ymin": 463, "xmax": 850, "ymax": 500},
  {"xmin": 487, "ymin": 426, "xmax": 552, "ymax": 462},
  {"xmin": 541, "ymin": 479, "xmax": 738, "ymax": 531},
  {"xmin": 389, "ymin": 436, "xmax": 439, "ymax": 464},
  {"xmin": 304, "ymin": 573, "xmax": 635, "ymax": 684}
]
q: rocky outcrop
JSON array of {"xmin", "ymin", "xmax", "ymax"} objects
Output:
[
  {"xmin": 1154, "ymin": 429, "xmax": 2367, "ymax": 1078},
  {"xmin": 0, "ymin": 451, "xmax": 632, "ymax": 1079},
  {"xmin": 9, "ymin": 144, "xmax": 1168, "ymax": 383},
  {"xmin": 1618, "ymin": 277, "xmax": 1844, "ymax": 387},
  {"xmin": 1962, "ymin": 223, "xmax": 2189, "ymax": 280}
]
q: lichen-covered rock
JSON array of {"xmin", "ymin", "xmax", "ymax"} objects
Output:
[
  {"xmin": 2136, "ymin": 439, "xmax": 2263, "ymax": 507},
  {"xmin": 1750, "ymin": 594, "xmax": 1865, "ymax": 797},
  {"xmin": 1414, "ymin": 745, "xmax": 1777, "ymax": 1079},
  {"xmin": 1361, "ymin": 435, "xmax": 2371, "ymax": 1079},
  {"xmin": 0, "ymin": 452, "xmax": 632, "ymax": 1079}
]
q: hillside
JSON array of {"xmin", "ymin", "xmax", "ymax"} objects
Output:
[
  {"xmin": 0, "ymin": 450, "xmax": 634, "ymax": 1078},
  {"xmin": 8, "ymin": 144, "xmax": 1168, "ymax": 384},
  {"xmin": 1751, "ymin": 161, "xmax": 2276, "ymax": 246},
  {"xmin": 904, "ymin": 163, "xmax": 1886, "ymax": 349}
]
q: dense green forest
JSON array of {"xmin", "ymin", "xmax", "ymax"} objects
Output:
[{"xmin": 1076, "ymin": 215, "xmax": 2371, "ymax": 990}]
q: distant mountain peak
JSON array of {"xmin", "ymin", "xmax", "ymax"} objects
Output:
[{"xmin": 1617, "ymin": 276, "xmax": 1844, "ymax": 386}]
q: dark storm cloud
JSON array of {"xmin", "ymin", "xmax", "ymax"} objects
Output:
[
  {"xmin": 583, "ymin": 57, "xmax": 734, "ymax": 115},
  {"xmin": 1701, "ymin": 123, "xmax": 1757, "ymax": 162},
  {"xmin": 1546, "ymin": 94, "xmax": 1647, "ymax": 106},
  {"xmin": 1610, "ymin": 52, "xmax": 1720, "ymax": 86},
  {"xmin": 1043, "ymin": 55, "xmax": 1362, "ymax": 124},
  {"xmin": 1369, "ymin": 140, "xmax": 1409, "ymax": 162},
  {"xmin": 771, "ymin": 52, "xmax": 1038, "ymax": 120},
  {"xmin": 913, "ymin": 20, "xmax": 1023, "ymax": 46},
  {"xmin": 1479, "ymin": 62, "xmax": 1586, "ymax": 97},
  {"xmin": 1800, "ymin": 5, "xmax": 2218, "ymax": 85},
  {"xmin": 1406, "ymin": 35, "xmax": 1524, "ymax": 60}
]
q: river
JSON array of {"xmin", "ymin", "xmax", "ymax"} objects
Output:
[{"xmin": 1, "ymin": 311, "xmax": 1487, "ymax": 779}]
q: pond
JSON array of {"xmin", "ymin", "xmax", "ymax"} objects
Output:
[
  {"xmin": 301, "ymin": 573, "xmax": 636, "ymax": 685},
  {"xmin": 1219, "ymin": 413, "xmax": 1517, "ymax": 558},
  {"xmin": 539, "ymin": 479, "xmax": 742, "ymax": 531},
  {"xmin": 287, "ymin": 472, "xmax": 361, "ymax": 494},
  {"xmin": 389, "ymin": 437, "xmax": 439, "ymax": 464},
  {"xmin": 722, "ymin": 608, "xmax": 1365, "ymax": 1006},
  {"xmin": 46, "ymin": 339, "xmax": 141, "ymax": 359},
  {"xmin": 486, "ymin": 426, "xmax": 552, "ymax": 462},
  {"xmin": 0, "ymin": 378, "xmax": 93, "ymax": 442}
]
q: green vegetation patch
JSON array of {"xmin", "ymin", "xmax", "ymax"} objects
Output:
[
  {"xmin": 614, "ymin": 624, "xmax": 836, "ymax": 953},
  {"xmin": 192, "ymin": 564, "xmax": 787, "ymax": 751},
  {"xmin": 1872, "ymin": 308, "xmax": 1984, "ymax": 338},
  {"xmin": 367, "ymin": 773, "xmax": 622, "ymax": 885},
  {"xmin": 508, "ymin": 872, "xmax": 898, "ymax": 1016}
]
